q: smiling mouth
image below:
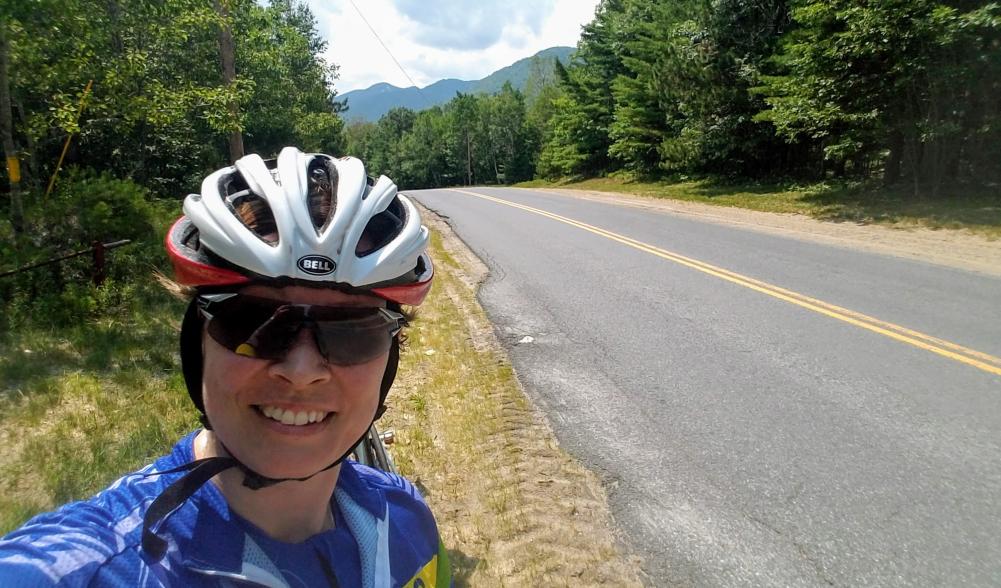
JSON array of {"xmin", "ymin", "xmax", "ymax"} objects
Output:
[{"xmin": 255, "ymin": 405, "xmax": 331, "ymax": 426}]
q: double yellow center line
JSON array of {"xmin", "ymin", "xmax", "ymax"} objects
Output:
[{"xmin": 447, "ymin": 188, "xmax": 1001, "ymax": 377}]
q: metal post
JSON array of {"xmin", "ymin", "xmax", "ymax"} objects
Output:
[{"xmin": 92, "ymin": 240, "xmax": 106, "ymax": 286}]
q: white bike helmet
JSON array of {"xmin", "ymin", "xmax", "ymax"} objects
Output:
[{"xmin": 167, "ymin": 146, "xmax": 432, "ymax": 303}]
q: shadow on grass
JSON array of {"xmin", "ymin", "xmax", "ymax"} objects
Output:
[
  {"xmin": 684, "ymin": 179, "xmax": 798, "ymax": 198},
  {"xmin": 448, "ymin": 548, "xmax": 483, "ymax": 588},
  {"xmin": 0, "ymin": 287, "xmax": 185, "ymax": 400},
  {"xmin": 799, "ymin": 184, "xmax": 1001, "ymax": 235}
]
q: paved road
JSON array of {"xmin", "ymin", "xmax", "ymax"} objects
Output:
[{"xmin": 410, "ymin": 187, "xmax": 1001, "ymax": 587}]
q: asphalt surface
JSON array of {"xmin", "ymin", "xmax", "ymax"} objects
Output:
[{"xmin": 409, "ymin": 187, "xmax": 1001, "ymax": 587}]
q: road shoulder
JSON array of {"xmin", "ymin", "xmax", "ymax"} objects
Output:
[{"xmin": 524, "ymin": 187, "xmax": 1001, "ymax": 278}]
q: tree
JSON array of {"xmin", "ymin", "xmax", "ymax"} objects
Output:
[
  {"xmin": 0, "ymin": 19, "xmax": 24, "ymax": 235},
  {"xmin": 483, "ymin": 83, "xmax": 531, "ymax": 183},
  {"xmin": 756, "ymin": 0, "xmax": 1001, "ymax": 192},
  {"xmin": 542, "ymin": 0, "xmax": 628, "ymax": 176},
  {"xmin": 237, "ymin": 0, "xmax": 344, "ymax": 157},
  {"xmin": 215, "ymin": 0, "xmax": 245, "ymax": 162}
]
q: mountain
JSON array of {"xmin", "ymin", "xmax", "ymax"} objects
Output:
[{"xmin": 339, "ymin": 46, "xmax": 574, "ymax": 122}]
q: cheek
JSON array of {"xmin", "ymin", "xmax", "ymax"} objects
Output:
[
  {"xmin": 201, "ymin": 339, "xmax": 259, "ymax": 411},
  {"xmin": 334, "ymin": 356, "xmax": 389, "ymax": 405}
]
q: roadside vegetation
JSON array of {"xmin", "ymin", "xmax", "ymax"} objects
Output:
[
  {"xmin": 516, "ymin": 176, "xmax": 1001, "ymax": 239},
  {"xmin": 0, "ymin": 202, "xmax": 194, "ymax": 533}
]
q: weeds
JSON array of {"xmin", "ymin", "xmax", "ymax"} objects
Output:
[{"xmin": 0, "ymin": 280, "xmax": 196, "ymax": 534}]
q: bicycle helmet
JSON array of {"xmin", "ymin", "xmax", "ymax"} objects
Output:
[
  {"xmin": 167, "ymin": 146, "xmax": 432, "ymax": 303},
  {"xmin": 144, "ymin": 148, "xmax": 433, "ymax": 560}
]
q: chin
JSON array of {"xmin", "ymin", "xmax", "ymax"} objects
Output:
[{"xmin": 248, "ymin": 454, "xmax": 342, "ymax": 481}]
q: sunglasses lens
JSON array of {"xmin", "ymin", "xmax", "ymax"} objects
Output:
[
  {"xmin": 313, "ymin": 313, "xmax": 398, "ymax": 365},
  {"xmin": 204, "ymin": 297, "xmax": 280, "ymax": 353},
  {"xmin": 201, "ymin": 296, "xmax": 401, "ymax": 365}
]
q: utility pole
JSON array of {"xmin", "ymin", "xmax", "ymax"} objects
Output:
[
  {"xmin": 466, "ymin": 131, "xmax": 472, "ymax": 186},
  {"xmin": 215, "ymin": 0, "xmax": 244, "ymax": 162},
  {"xmin": 0, "ymin": 22, "xmax": 24, "ymax": 236}
]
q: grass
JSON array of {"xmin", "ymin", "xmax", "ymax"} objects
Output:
[
  {"xmin": 0, "ymin": 282, "xmax": 196, "ymax": 534},
  {"xmin": 515, "ymin": 176, "xmax": 1001, "ymax": 239}
]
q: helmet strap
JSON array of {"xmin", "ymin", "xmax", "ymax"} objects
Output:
[
  {"xmin": 141, "ymin": 425, "xmax": 371, "ymax": 561},
  {"xmin": 375, "ymin": 335, "xmax": 399, "ymax": 420},
  {"xmin": 180, "ymin": 298, "xmax": 209, "ymax": 419}
]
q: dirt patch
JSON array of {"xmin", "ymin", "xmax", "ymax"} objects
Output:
[
  {"xmin": 531, "ymin": 188, "xmax": 1001, "ymax": 277},
  {"xmin": 388, "ymin": 206, "xmax": 644, "ymax": 586}
]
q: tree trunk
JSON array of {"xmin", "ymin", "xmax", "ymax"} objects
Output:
[
  {"xmin": 884, "ymin": 129, "xmax": 903, "ymax": 186},
  {"xmin": 215, "ymin": 0, "xmax": 243, "ymax": 162},
  {"xmin": 466, "ymin": 132, "xmax": 472, "ymax": 185},
  {"xmin": 14, "ymin": 98, "xmax": 37, "ymax": 187},
  {"xmin": 0, "ymin": 22, "xmax": 24, "ymax": 236}
]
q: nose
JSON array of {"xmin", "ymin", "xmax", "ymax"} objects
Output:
[{"xmin": 267, "ymin": 328, "xmax": 331, "ymax": 387}]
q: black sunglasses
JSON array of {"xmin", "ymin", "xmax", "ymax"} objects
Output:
[{"xmin": 198, "ymin": 293, "xmax": 406, "ymax": 366}]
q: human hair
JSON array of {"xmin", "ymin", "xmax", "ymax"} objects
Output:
[{"xmin": 229, "ymin": 169, "xmax": 339, "ymax": 246}]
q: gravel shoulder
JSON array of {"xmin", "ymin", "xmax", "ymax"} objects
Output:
[{"xmin": 527, "ymin": 187, "xmax": 1001, "ymax": 278}]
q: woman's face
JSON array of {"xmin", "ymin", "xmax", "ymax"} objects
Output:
[{"xmin": 201, "ymin": 285, "xmax": 387, "ymax": 479}]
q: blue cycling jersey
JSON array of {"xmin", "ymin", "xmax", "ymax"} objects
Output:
[{"xmin": 0, "ymin": 431, "xmax": 450, "ymax": 587}]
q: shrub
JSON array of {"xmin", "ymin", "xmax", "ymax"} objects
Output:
[
  {"xmin": 43, "ymin": 168, "xmax": 157, "ymax": 249},
  {"xmin": 1, "ymin": 169, "xmax": 175, "ymax": 329}
]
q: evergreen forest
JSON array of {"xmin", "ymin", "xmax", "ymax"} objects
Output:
[{"xmin": 349, "ymin": 0, "xmax": 1001, "ymax": 196}]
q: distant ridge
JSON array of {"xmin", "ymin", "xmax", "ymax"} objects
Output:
[{"xmin": 339, "ymin": 46, "xmax": 574, "ymax": 122}]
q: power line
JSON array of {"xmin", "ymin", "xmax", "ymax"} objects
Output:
[{"xmin": 346, "ymin": 0, "xmax": 432, "ymax": 107}]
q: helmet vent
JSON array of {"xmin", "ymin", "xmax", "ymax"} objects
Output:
[
  {"xmin": 356, "ymin": 196, "xmax": 406, "ymax": 257},
  {"xmin": 222, "ymin": 173, "xmax": 279, "ymax": 245},
  {"xmin": 307, "ymin": 158, "xmax": 337, "ymax": 233}
]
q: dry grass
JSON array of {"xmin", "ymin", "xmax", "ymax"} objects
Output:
[{"xmin": 383, "ymin": 216, "xmax": 644, "ymax": 587}]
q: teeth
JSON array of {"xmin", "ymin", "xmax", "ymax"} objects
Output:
[{"xmin": 260, "ymin": 406, "xmax": 328, "ymax": 426}]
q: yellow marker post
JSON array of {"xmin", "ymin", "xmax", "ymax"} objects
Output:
[
  {"xmin": 45, "ymin": 80, "xmax": 93, "ymax": 200},
  {"xmin": 5, "ymin": 156, "xmax": 19, "ymax": 183}
]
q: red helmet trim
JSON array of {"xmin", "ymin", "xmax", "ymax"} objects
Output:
[
  {"xmin": 373, "ymin": 274, "xmax": 433, "ymax": 306},
  {"xmin": 165, "ymin": 217, "xmax": 251, "ymax": 287}
]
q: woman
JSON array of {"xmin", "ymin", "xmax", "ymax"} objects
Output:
[{"xmin": 0, "ymin": 147, "xmax": 450, "ymax": 587}]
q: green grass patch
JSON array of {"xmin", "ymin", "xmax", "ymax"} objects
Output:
[
  {"xmin": 515, "ymin": 176, "xmax": 1001, "ymax": 239},
  {"xmin": 0, "ymin": 282, "xmax": 197, "ymax": 534}
]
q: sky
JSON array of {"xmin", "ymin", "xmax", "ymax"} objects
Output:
[{"xmin": 306, "ymin": 0, "xmax": 602, "ymax": 94}]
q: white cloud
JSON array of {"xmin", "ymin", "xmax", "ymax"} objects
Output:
[
  {"xmin": 308, "ymin": 0, "xmax": 601, "ymax": 94},
  {"xmin": 393, "ymin": 0, "xmax": 554, "ymax": 50}
]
